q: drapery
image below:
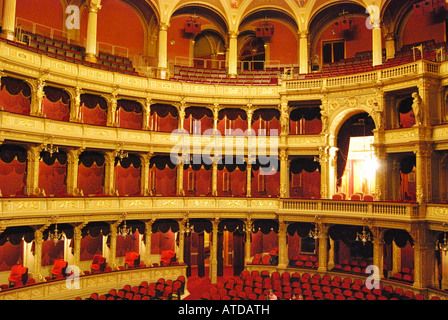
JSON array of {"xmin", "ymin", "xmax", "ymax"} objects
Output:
[
  {"xmin": 39, "ymin": 150, "xmax": 67, "ymax": 196},
  {"xmin": 290, "ymin": 107, "xmax": 322, "ymax": 135},
  {"xmin": 114, "ymin": 154, "xmax": 141, "ymax": 196},
  {"xmin": 252, "ymin": 108, "xmax": 281, "ymax": 136},
  {"xmin": 184, "ymin": 107, "xmax": 213, "ymax": 134},
  {"xmin": 217, "ymin": 108, "xmax": 248, "ymax": 135},
  {"xmin": 289, "ymin": 157, "xmax": 321, "ymax": 199},
  {"xmin": 0, "ymin": 241, "xmax": 23, "ymax": 271},
  {"xmin": 0, "ymin": 76, "xmax": 31, "ymax": 115},
  {"xmin": 150, "ymin": 104, "xmax": 178, "ymax": 132},
  {"xmin": 41, "ymin": 239, "xmax": 64, "ymax": 266},
  {"xmin": 80, "ymin": 235, "xmax": 103, "ymax": 261},
  {"xmin": 149, "ymin": 155, "xmax": 177, "ymax": 195},
  {"xmin": 117, "ymin": 99, "xmax": 143, "ymax": 130},
  {"xmin": 251, "ymin": 158, "xmax": 280, "ymax": 197},
  {"xmin": 233, "ymin": 230, "xmax": 245, "ymax": 276},
  {"xmin": 42, "ymin": 86, "xmax": 70, "ymax": 121},
  {"xmin": 78, "ymin": 152, "xmax": 105, "ymax": 195},
  {"xmin": 80, "ymin": 93, "xmax": 107, "ymax": 126},
  {"xmin": 0, "ymin": 145, "xmax": 27, "ymax": 196},
  {"xmin": 398, "ymin": 97, "xmax": 415, "ymax": 128},
  {"xmin": 183, "ymin": 163, "xmax": 212, "ymax": 196}
]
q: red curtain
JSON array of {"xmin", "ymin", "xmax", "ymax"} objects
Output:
[
  {"xmin": 78, "ymin": 163, "xmax": 104, "ymax": 196},
  {"xmin": 150, "ymin": 230, "xmax": 176, "ymax": 254},
  {"xmin": 114, "ymin": 164, "xmax": 141, "ymax": 196},
  {"xmin": 251, "ymin": 168, "xmax": 279, "ymax": 197},
  {"xmin": 80, "ymin": 94, "xmax": 107, "ymax": 126},
  {"xmin": 117, "ymin": 100, "xmax": 143, "ymax": 130},
  {"xmin": 150, "ymin": 104, "xmax": 178, "ymax": 132},
  {"xmin": 217, "ymin": 109, "xmax": 248, "ymax": 135},
  {"xmin": 183, "ymin": 166, "xmax": 212, "ymax": 196},
  {"xmin": 80, "ymin": 235, "xmax": 103, "ymax": 261},
  {"xmin": 42, "ymin": 87, "xmax": 70, "ymax": 122},
  {"xmin": 116, "ymin": 233, "xmax": 138, "ymax": 257},
  {"xmin": 0, "ymin": 158, "xmax": 26, "ymax": 196},
  {"xmin": 0, "ymin": 242, "xmax": 23, "ymax": 271},
  {"xmin": 290, "ymin": 170, "xmax": 321, "ymax": 199},
  {"xmin": 151, "ymin": 167, "xmax": 176, "ymax": 196},
  {"xmin": 38, "ymin": 160, "xmax": 67, "ymax": 196},
  {"xmin": 41, "ymin": 239, "xmax": 64, "ymax": 266},
  {"xmin": 250, "ymin": 230, "xmax": 279, "ymax": 256},
  {"xmin": 0, "ymin": 77, "xmax": 31, "ymax": 115},
  {"xmin": 217, "ymin": 168, "xmax": 246, "ymax": 197}
]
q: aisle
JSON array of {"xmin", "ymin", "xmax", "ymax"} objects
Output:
[{"xmin": 183, "ymin": 266, "xmax": 234, "ymax": 300}]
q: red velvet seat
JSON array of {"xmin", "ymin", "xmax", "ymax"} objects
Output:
[
  {"xmin": 8, "ymin": 264, "xmax": 28, "ymax": 287},
  {"xmin": 160, "ymin": 249, "xmax": 176, "ymax": 266},
  {"xmin": 124, "ymin": 251, "xmax": 140, "ymax": 269},
  {"xmin": 90, "ymin": 254, "xmax": 106, "ymax": 273},
  {"xmin": 51, "ymin": 259, "xmax": 68, "ymax": 278}
]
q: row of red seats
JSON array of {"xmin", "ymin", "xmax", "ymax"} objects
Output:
[
  {"xmin": 289, "ymin": 254, "xmax": 318, "ymax": 269},
  {"xmin": 250, "ymin": 248, "xmax": 279, "ymax": 265},
  {"xmin": 201, "ymin": 270, "xmax": 438, "ymax": 300},
  {"xmin": 77, "ymin": 275, "xmax": 186, "ymax": 300},
  {"xmin": 391, "ymin": 267, "xmax": 414, "ymax": 283},
  {"xmin": 333, "ymin": 259, "xmax": 371, "ymax": 274}
]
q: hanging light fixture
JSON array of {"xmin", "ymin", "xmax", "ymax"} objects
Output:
[
  {"xmin": 118, "ymin": 213, "xmax": 132, "ymax": 237},
  {"xmin": 309, "ymin": 215, "xmax": 321, "ymax": 239},
  {"xmin": 436, "ymin": 223, "xmax": 448, "ymax": 251},
  {"xmin": 183, "ymin": 218, "xmax": 194, "ymax": 235},
  {"xmin": 114, "ymin": 143, "xmax": 128, "ymax": 160},
  {"xmin": 355, "ymin": 224, "xmax": 372, "ymax": 245},
  {"xmin": 43, "ymin": 137, "xmax": 59, "ymax": 157},
  {"xmin": 48, "ymin": 222, "xmax": 63, "ymax": 245}
]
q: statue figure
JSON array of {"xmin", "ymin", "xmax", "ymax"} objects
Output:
[{"xmin": 412, "ymin": 92, "xmax": 424, "ymax": 126}]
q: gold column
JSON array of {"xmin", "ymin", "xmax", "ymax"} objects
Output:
[
  {"xmin": 142, "ymin": 97, "xmax": 152, "ymax": 130},
  {"xmin": 279, "ymin": 149, "xmax": 289, "ymax": 198},
  {"xmin": 246, "ymin": 162, "xmax": 252, "ymax": 197},
  {"xmin": 385, "ymin": 34, "xmax": 396, "ymax": 61},
  {"xmin": 177, "ymin": 161, "xmax": 185, "ymax": 196},
  {"xmin": 143, "ymin": 219, "xmax": 154, "ymax": 266},
  {"xmin": 212, "ymin": 162, "xmax": 218, "ymax": 196},
  {"xmin": 139, "ymin": 152, "xmax": 153, "ymax": 196},
  {"xmin": 66, "ymin": 148, "xmax": 84, "ymax": 195},
  {"xmin": 210, "ymin": 218, "xmax": 219, "ymax": 283},
  {"xmin": 106, "ymin": 92, "xmax": 118, "ymax": 127},
  {"xmin": 328, "ymin": 237, "xmax": 335, "ymax": 270},
  {"xmin": 372, "ymin": 227, "xmax": 384, "ymax": 278},
  {"xmin": 299, "ymin": 31, "xmax": 309, "ymax": 74},
  {"xmin": 73, "ymin": 222, "xmax": 87, "ymax": 274},
  {"xmin": 391, "ymin": 241, "xmax": 401, "ymax": 276},
  {"xmin": 104, "ymin": 151, "xmax": 116, "ymax": 196},
  {"xmin": 109, "ymin": 219, "xmax": 121, "ymax": 270},
  {"xmin": 33, "ymin": 225, "xmax": 48, "ymax": 282},
  {"xmin": 411, "ymin": 224, "xmax": 435, "ymax": 289},
  {"xmin": 30, "ymin": 78, "xmax": 45, "ymax": 117},
  {"xmin": 372, "ymin": 25, "xmax": 382, "ymax": 67},
  {"xmin": 26, "ymin": 145, "xmax": 43, "ymax": 196},
  {"xmin": 69, "ymin": 87, "xmax": 82, "ymax": 122},
  {"xmin": 228, "ymin": 31, "xmax": 238, "ymax": 78},
  {"xmin": 85, "ymin": 0, "xmax": 102, "ymax": 63},
  {"xmin": 278, "ymin": 220, "xmax": 288, "ymax": 269},
  {"xmin": 244, "ymin": 218, "xmax": 252, "ymax": 264},
  {"xmin": 414, "ymin": 143, "xmax": 432, "ymax": 203},
  {"xmin": 177, "ymin": 218, "xmax": 185, "ymax": 264},
  {"xmin": 1, "ymin": 0, "xmax": 16, "ymax": 40},
  {"xmin": 317, "ymin": 223, "xmax": 328, "ymax": 273},
  {"xmin": 157, "ymin": 23, "xmax": 169, "ymax": 72}
]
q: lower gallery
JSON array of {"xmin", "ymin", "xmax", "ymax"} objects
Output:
[{"xmin": 0, "ymin": 0, "xmax": 447, "ymax": 303}]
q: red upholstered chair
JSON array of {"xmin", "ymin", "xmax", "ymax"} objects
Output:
[
  {"xmin": 160, "ymin": 250, "xmax": 176, "ymax": 266},
  {"xmin": 8, "ymin": 265, "xmax": 28, "ymax": 287},
  {"xmin": 363, "ymin": 194, "xmax": 374, "ymax": 201},
  {"xmin": 51, "ymin": 259, "xmax": 68, "ymax": 279},
  {"xmin": 90, "ymin": 254, "xmax": 106, "ymax": 273},
  {"xmin": 124, "ymin": 251, "xmax": 140, "ymax": 269}
]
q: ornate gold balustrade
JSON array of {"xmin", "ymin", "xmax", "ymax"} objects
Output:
[
  {"xmin": 0, "ymin": 264, "xmax": 187, "ymax": 300},
  {"xmin": 0, "ymin": 196, "xmax": 429, "ymax": 229}
]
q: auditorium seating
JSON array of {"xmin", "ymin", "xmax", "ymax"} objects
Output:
[
  {"xmin": 2, "ymin": 32, "xmax": 138, "ymax": 76},
  {"xmin": 124, "ymin": 252, "xmax": 140, "ymax": 269},
  {"xmin": 90, "ymin": 254, "xmax": 107, "ymax": 273},
  {"xmin": 50, "ymin": 259, "xmax": 68, "ymax": 279},
  {"xmin": 199, "ymin": 269, "xmax": 439, "ymax": 301},
  {"xmin": 8, "ymin": 264, "xmax": 28, "ymax": 287}
]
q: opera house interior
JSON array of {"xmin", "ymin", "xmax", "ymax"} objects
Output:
[{"xmin": 0, "ymin": 0, "xmax": 448, "ymax": 302}]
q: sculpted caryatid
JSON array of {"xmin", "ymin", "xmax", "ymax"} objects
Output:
[{"xmin": 412, "ymin": 92, "xmax": 424, "ymax": 126}]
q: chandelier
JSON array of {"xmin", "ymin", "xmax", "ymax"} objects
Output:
[
  {"xmin": 356, "ymin": 225, "xmax": 372, "ymax": 245},
  {"xmin": 183, "ymin": 218, "xmax": 194, "ymax": 235},
  {"xmin": 309, "ymin": 215, "xmax": 321, "ymax": 239},
  {"xmin": 115, "ymin": 144, "xmax": 128, "ymax": 160},
  {"xmin": 436, "ymin": 224, "xmax": 448, "ymax": 251},
  {"xmin": 118, "ymin": 213, "xmax": 132, "ymax": 237},
  {"xmin": 43, "ymin": 137, "xmax": 59, "ymax": 157},
  {"xmin": 48, "ymin": 223, "xmax": 63, "ymax": 245}
]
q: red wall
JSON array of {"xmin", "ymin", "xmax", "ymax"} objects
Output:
[
  {"xmin": 315, "ymin": 16, "xmax": 372, "ymax": 65},
  {"xmin": 265, "ymin": 21, "xmax": 298, "ymax": 65},
  {"xmin": 81, "ymin": 0, "xmax": 144, "ymax": 56},
  {"xmin": 16, "ymin": 0, "xmax": 63, "ymax": 32},
  {"xmin": 402, "ymin": 10, "xmax": 445, "ymax": 46}
]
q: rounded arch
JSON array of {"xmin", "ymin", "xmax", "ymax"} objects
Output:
[{"xmin": 328, "ymin": 104, "xmax": 376, "ymax": 141}]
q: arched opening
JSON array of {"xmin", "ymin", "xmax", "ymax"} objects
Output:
[{"xmin": 336, "ymin": 112, "xmax": 376, "ymax": 199}]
